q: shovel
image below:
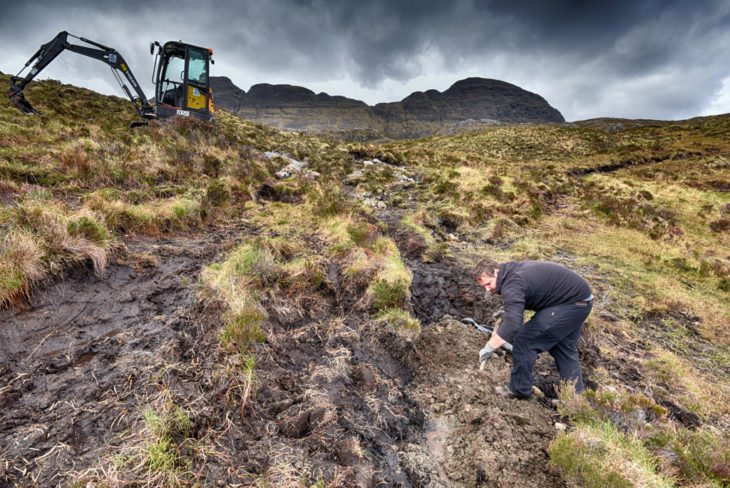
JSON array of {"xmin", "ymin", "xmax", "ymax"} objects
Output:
[{"xmin": 460, "ymin": 314, "xmax": 512, "ymax": 370}]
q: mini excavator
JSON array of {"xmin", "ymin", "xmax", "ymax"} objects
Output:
[{"xmin": 8, "ymin": 31, "xmax": 215, "ymax": 125}]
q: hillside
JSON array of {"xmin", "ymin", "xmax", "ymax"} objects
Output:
[
  {"xmin": 0, "ymin": 75, "xmax": 729, "ymax": 487},
  {"xmin": 211, "ymin": 76, "xmax": 565, "ymax": 138}
]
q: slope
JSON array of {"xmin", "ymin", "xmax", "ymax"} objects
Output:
[{"xmin": 0, "ymin": 75, "xmax": 728, "ymax": 487}]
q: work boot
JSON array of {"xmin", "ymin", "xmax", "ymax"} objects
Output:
[{"xmin": 494, "ymin": 385, "xmax": 530, "ymax": 399}]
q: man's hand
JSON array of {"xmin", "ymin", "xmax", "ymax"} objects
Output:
[{"xmin": 479, "ymin": 343, "xmax": 496, "ymax": 363}]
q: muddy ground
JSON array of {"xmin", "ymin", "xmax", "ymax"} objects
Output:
[
  {"xmin": 1, "ymin": 220, "xmax": 578, "ymax": 487},
  {"xmin": 0, "ymin": 226, "xmax": 247, "ymax": 486},
  {"xmin": 403, "ymin": 319, "xmax": 565, "ymax": 487}
]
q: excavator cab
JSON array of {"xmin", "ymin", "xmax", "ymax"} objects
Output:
[{"xmin": 151, "ymin": 41, "xmax": 214, "ymax": 122}]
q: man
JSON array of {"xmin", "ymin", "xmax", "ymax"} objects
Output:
[{"xmin": 475, "ymin": 259, "xmax": 593, "ymax": 399}]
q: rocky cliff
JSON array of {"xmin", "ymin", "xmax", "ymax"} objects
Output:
[
  {"xmin": 210, "ymin": 76, "xmax": 565, "ymax": 138},
  {"xmin": 210, "ymin": 76, "xmax": 247, "ymax": 113}
]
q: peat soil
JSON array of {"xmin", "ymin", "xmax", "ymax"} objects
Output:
[
  {"xmin": 2, "ymin": 218, "xmax": 584, "ymax": 487},
  {"xmin": 402, "ymin": 319, "xmax": 565, "ymax": 487},
  {"xmin": 402, "ymin": 257, "xmax": 572, "ymax": 487},
  {"xmin": 0, "ymin": 226, "xmax": 247, "ymax": 486},
  {"xmin": 237, "ymin": 252, "xmax": 571, "ymax": 487}
]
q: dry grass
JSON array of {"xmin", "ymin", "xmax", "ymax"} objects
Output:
[
  {"xmin": 0, "ymin": 230, "xmax": 44, "ymax": 307},
  {"xmin": 86, "ymin": 190, "xmax": 203, "ymax": 235},
  {"xmin": 375, "ymin": 307, "xmax": 421, "ymax": 337},
  {"xmin": 550, "ymin": 421, "xmax": 674, "ymax": 488},
  {"xmin": 311, "ymin": 346, "xmax": 353, "ymax": 384},
  {"xmin": 0, "ymin": 198, "xmax": 111, "ymax": 308}
]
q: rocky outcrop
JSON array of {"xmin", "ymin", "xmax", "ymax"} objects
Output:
[
  {"xmin": 211, "ymin": 81, "xmax": 379, "ymax": 131},
  {"xmin": 210, "ymin": 76, "xmax": 564, "ymax": 138},
  {"xmin": 384, "ymin": 78, "xmax": 565, "ymax": 124},
  {"xmin": 244, "ymin": 84, "xmax": 368, "ymax": 109},
  {"xmin": 209, "ymin": 76, "xmax": 246, "ymax": 113}
]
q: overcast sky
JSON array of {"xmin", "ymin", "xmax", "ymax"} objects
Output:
[{"xmin": 2, "ymin": 0, "xmax": 729, "ymax": 121}]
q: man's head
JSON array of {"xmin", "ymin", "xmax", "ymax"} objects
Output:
[{"xmin": 475, "ymin": 258, "xmax": 500, "ymax": 293}]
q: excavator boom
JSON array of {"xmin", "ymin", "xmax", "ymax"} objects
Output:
[{"xmin": 9, "ymin": 31, "xmax": 155, "ymax": 120}]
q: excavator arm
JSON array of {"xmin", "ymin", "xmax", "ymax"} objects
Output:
[{"xmin": 9, "ymin": 31, "xmax": 155, "ymax": 120}]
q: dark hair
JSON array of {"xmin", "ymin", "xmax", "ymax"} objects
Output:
[{"xmin": 474, "ymin": 258, "xmax": 499, "ymax": 281}]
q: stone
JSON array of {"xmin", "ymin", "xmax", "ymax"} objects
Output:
[{"xmin": 530, "ymin": 386, "xmax": 545, "ymax": 398}]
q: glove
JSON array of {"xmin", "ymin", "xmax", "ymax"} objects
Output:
[
  {"xmin": 503, "ymin": 342, "xmax": 513, "ymax": 353},
  {"xmin": 479, "ymin": 343, "xmax": 496, "ymax": 363}
]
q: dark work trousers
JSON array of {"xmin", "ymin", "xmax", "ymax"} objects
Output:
[{"xmin": 509, "ymin": 301, "xmax": 592, "ymax": 397}]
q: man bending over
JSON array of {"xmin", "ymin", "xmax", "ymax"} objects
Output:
[{"xmin": 475, "ymin": 259, "xmax": 593, "ymax": 399}]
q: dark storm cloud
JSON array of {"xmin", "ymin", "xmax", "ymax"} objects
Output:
[{"xmin": 1, "ymin": 0, "xmax": 729, "ymax": 120}]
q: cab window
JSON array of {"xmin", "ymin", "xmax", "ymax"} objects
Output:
[
  {"xmin": 159, "ymin": 51, "xmax": 185, "ymax": 106},
  {"xmin": 187, "ymin": 48, "xmax": 208, "ymax": 85}
]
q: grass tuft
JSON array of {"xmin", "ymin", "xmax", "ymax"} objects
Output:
[
  {"xmin": 0, "ymin": 230, "xmax": 45, "ymax": 307},
  {"xmin": 549, "ymin": 421, "xmax": 672, "ymax": 488},
  {"xmin": 376, "ymin": 307, "xmax": 421, "ymax": 334}
]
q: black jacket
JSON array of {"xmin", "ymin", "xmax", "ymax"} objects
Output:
[{"xmin": 496, "ymin": 261, "xmax": 592, "ymax": 343}]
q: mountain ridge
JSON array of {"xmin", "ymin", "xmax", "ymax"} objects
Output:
[{"xmin": 211, "ymin": 76, "xmax": 564, "ymax": 138}]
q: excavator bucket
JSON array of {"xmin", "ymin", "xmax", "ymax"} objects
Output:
[{"xmin": 8, "ymin": 88, "xmax": 41, "ymax": 115}]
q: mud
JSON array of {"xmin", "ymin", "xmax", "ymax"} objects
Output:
[
  {"xmin": 0, "ymin": 228, "xmax": 245, "ymax": 486},
  {"xmin": 408, "ymin": 255, "xmax": 597, "ymax": 401},
  {"xmin": 0, "ymin": 222, "xmax": 426, "ymax": 486},
  {"xmin": 400, "ymin": 319, "xmax": 564, "ymax": 487}
]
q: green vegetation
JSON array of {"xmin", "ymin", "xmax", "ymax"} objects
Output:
[
  {"xmin": 552, "ymin": 382, "xmax": 730, "ymax": 486},
  {"xmin": 550, "ymin": 420, "xmax": 673, "ymax": 488},
  {"xmin": 376, "ymin": 307, "xmax": 421, "ymax": 334},
  {"xmin": 367, "ymin": 238, "xmax": 411, "ymax": 311},
  {"xmin": 0, "ymin": 71, "xmax": 348, "ymax": 307},
  {"xmin": 201, "ymin": 240, "xmax": 278, "ymax": 353}
]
